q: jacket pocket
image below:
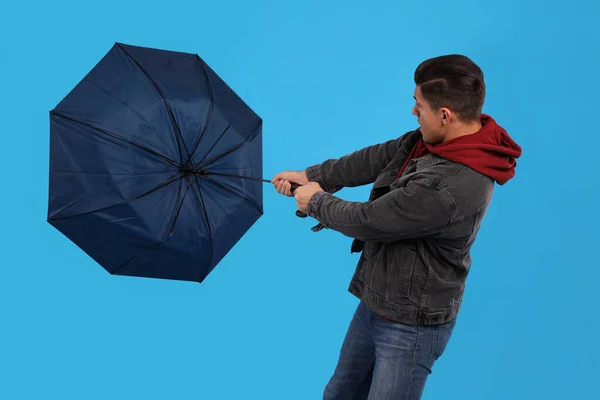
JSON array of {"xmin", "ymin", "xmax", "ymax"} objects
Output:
[{"xmin": 400, "ymin": 248, "xmax": 417, "ymax": 299}]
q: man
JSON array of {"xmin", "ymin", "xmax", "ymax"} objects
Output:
[{"xmin": 272, "ymin": 54, "xmax": 522, "ymax": 399}]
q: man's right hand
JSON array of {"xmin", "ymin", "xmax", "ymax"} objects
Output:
[{"xmin": 271, "ymin": 170, "xmax": 309, "ymax": 197}]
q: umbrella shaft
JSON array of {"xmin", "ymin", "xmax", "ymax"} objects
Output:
[{"xmin": 190, "ymin": 169, "xmax": 270, "ymax": 183}]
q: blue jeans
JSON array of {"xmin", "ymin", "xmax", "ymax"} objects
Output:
[{"xmin": 323, "ymin": 301, "xmax": 456, "ymax": 399}]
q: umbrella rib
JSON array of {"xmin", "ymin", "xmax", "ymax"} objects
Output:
[
  {"xmin": 117, "ymin": 43, "xmax": 191, "ymax": 164},
  {"xmin": 186, "ymin": 175, "xmax": 215, "ymax": 274},
  {"xmin": 184, "ymin": 56, "xmax": 215, "ymax": 166},
  {"xmin": 195, "ymin": 123, "xmax": 232, "ymax": 167},
  {"xmin": 168, "ymin": 176, "xmax": 191, "ymax": 237},
  {"xmin": 110, "ymin": 236, "xmax": 171, "ymax": 276},
  {"xmin": 201, "ymin": 175, "xmax": 263, "ymax": 214},
  {"xmin": 48, "ymin": 172, "xmax": 183, "ymax": 222},
  {"xmin": 195, "ymin": 122, "xmax": 261, "ymax": 170},
  {"xmin": 110, "ymin": 177, "xmax": 191, "ymax": 276},
  {"xmin": 51, "ymin": 111, "xmax": 180, "ymax": 169}
]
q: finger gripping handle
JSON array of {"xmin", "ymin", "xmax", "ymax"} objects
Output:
[{"xmin": 290, "ymin": 183, "xmax": 307, "ymax": 218}]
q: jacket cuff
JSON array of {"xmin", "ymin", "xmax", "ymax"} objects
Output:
[
  {"xmin": 305, "ymin": 164, "xmax": 340, "ymax": 193},
  {"xmin": 305, "ymin": 164, "xmax": 322, "ymax": 182},
  {"xmin": 307, "ymin": 190, "xmax": 329, "ymax": 220}
]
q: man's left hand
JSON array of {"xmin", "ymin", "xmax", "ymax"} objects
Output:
[{"xmin": 294, "ymin": 182, "xmax": 324, "ymax": 213}]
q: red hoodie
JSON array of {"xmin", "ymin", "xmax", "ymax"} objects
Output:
[{"xmin": 396, "ymin": 114, "xmax": 522, "ymax": 185}]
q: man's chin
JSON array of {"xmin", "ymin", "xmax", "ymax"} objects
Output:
[{"xmin": 422, "ymin": 136, "xmax": 442, "ymax": 145}]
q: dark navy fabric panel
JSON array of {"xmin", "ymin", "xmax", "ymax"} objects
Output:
[
  {"xmin": 110, "ymin": 177, "xmax": 215, "ymax": 282},
  {"xmin": 191, "ymin": 175, "xmax": 262, "ymax": 274},
  {"xmin": 48, "ymin": 112, "xmax": 177, "ymax": 221},
  {"xmin": 53, "ymin": 44, "xmax": 181, "ymax": 163},
  {"xmin": 202, "ymin": 124, "xmax": 263, "ymax": 212},
  {"xmin": 116, "ymin": 44, "xmax": 214, "ymax": 159},
  {"xmin": 50, "ymin": 173, "xmax": 185, "ymax": 276},
  {"xmin": 190, "ymin": 56, "xmax": 262, "ymax": 166}
]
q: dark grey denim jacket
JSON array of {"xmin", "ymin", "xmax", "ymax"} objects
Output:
[{"xmin": 305, "ymin": 129, "xmax": 494, "ymax": 325}]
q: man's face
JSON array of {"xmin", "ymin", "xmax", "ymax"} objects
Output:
[{"xmin": 412, "ymin": 86, "xmax": 443, "ymax": 144}]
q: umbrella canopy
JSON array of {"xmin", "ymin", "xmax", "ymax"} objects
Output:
[{"xmin": 48, "ymin": 42, "xmax": 266, "ymax": 283}]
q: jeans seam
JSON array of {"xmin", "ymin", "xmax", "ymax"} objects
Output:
[
  {"xmin": 406, "ymin": 326, "xmax": 421, "ymax": 398},
  {"xmin": 429, "ymin": 329, "xmax": 437, "ymax": 366}
]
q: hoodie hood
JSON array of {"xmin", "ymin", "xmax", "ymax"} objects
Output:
[{"xmin": 424, "ymin": 114, "xmax": 522, "ymax": 185}]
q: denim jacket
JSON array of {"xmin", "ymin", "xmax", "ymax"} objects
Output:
[{"xmin": 305, "ymin": 129, "xmax": 494, "ymax": 325}]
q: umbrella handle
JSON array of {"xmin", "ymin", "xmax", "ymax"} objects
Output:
[{"xmin": 290, "ymin": 183, "xmax": 308, "ymax": 218}]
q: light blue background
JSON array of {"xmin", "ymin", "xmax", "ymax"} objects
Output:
[{"xmin": 1, "ymin": 0, "xmax": 598, "ymax": 399}]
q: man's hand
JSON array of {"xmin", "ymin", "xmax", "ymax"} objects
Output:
[
  {"xmin": 271, "ymin": 170, "xmax": 309, "ymax": 197},
  {"xmin": 294, "ymin": 182, "xmax": 324, "ymax": 214}
]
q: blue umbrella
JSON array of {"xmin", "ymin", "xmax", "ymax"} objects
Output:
[{"xmin": 47, "ymin": 42, "xmax": 304, "ymax": 283}]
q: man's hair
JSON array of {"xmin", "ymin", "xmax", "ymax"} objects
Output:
[{"xmin": 414, "ymin": 54, "xmax": 485, "ymax": 122}]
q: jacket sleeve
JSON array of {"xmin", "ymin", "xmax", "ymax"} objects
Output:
[
  {"xmin": 306, "ymin": 176, "xmax": 452, "ymax": 242},
  {"xmin": 304, "ymin": 133, "xmax": 411, "ymax": 193}
]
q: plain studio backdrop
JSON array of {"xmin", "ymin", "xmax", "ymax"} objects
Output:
[{"xmin": 1, "ymin": 0, "xmax": 598, "ymax": 399}]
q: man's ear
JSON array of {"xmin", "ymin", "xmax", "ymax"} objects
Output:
[{"xmin": 440, "ymin": 107, "xmax": 452, "ymax": 125}]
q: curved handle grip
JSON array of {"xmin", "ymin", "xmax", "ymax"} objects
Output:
[{"xmin": 290, "ymin": 183, "xmax": 307, "ymax": 218}]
